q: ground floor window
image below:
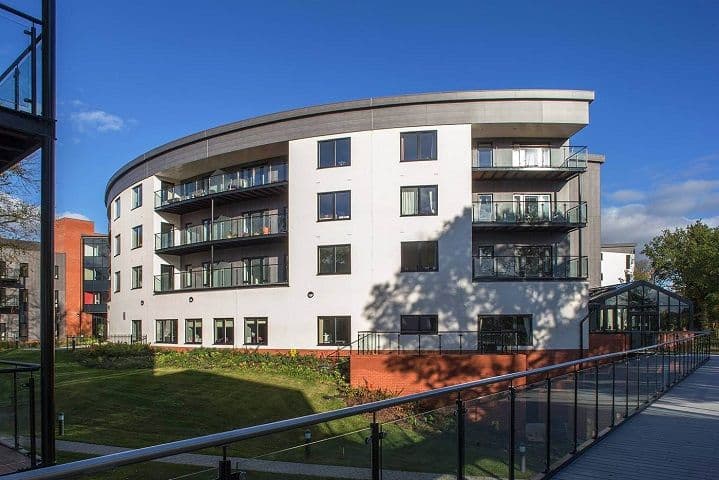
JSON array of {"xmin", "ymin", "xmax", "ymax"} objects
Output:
[
  {"xmin": 156, "ymin": 319, "xmax": 177, "ymax": 344},
  {"xmin": 92, "ymin": 315, "xmax": 107, "ymax": 339},
  {"xmin": 478, "ymin": 314, "xmax": 533, "ymax": 346},
  {"xmin": 131, "ymin": 320, "xmax": 142, "ymax": 343},
  {"xmin": 318, "ymin": 316, "xmax": 350, "ymax": 345},
  {"xmin": 185, "ymin": 319, "xmax": 202, "ymax": 344},
  {"xmin": 214, "ymin": 318, "xmax": 234, "ymax": 345},
  {"xmin": 0, "ymin": 323, "xmax": 6, "ymax": 341},
  {"xmin": 400, "ymin": 314, "xmax": 438, "ymax": 334},
  {"xmin": 244, "ymin": 317, "xmax": 268, "ymax": 345}
]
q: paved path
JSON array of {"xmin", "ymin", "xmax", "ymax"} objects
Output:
[{"xmin": 554, "ymin": 356, "xmax": 719, "ymax": 480}]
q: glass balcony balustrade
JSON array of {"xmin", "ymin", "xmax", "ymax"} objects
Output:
[
  {"xmin": 155, "ymin": 212, "xmax": 287, "ymax": 251},
  {"xmin": 153, "ymin": 261, "xmax": 287, "ymax": 293},
  {"xmin": 154, "ymin": 163, "xmax": 288, "ymax": 208},
  {"xmin": 472, "ymin": 255, "xmax": 588, "ymax": 280},
  {"xmin": 472, "ymin": 199, "xmax": 587, "ymax": 227},
  {"xmin": 472, "ymin": 145, "xmax": 588, "ymax": 170}
]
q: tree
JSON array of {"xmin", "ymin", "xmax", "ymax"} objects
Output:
[
  {"xmin": 642, "ymin": 221, "xmax": 719, "ymax": 328},
  {"xmin": 633, "ymin": 258, "xmax": 653, "ymax": 282},
  {"xmin": 0, "ymin": 157, "xmax": 40, "ymax": 258}
]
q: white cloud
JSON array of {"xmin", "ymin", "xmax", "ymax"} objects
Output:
[
  {"xmin": 57, "ymin": 211, "xmax": 91, "ymax": 221},
  {"xmin": 71, "ymin": 110, "xmax": 125, "ymax": 133},
  {"xmin": 607, "ymin": 189, "xmax": 646, "ymax": 202}
]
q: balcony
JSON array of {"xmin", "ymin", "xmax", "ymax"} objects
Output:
[
  {"xmin": 155, "ymin": 211, "xmax": 287, "ymax": 255},
  {"xmin": 472, "ymin": 255, "xmax": 588, "ymax": 280},
  {"xmin": 83, "ymin": 303, "xmax": 107, "ymax": 314},
  {"xmin": 472, "ymin": 145, "xmax": 587, "ymax": 180},
  {"xmin": 154, "ymin": 163, "xmax": 288, "ymax": 214},
  {"xmin": 154, "ymin": 261, "xmax": 288, "ymax": 293},
  {"xmin": 472, "ymin": 199, "xmax": 587, "ymax": 231}
]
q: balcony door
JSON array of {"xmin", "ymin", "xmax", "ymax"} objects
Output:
[
  {"xmin": 515, "ymin": 246, "xmax": 553, "ymax": 278},
  {"xmin": 473, "ymin": 194, "xmax": 493, "ymax": 222},
  {"xmin": 513, "ymin": 194, "xmax": 551, "ymax": 222},
  {"xmin": 512, "ymin": 146, "xmax": 550, "ymax": 167},
  {"xmin": 160, "ymin": 264, "xmax": 174, "ymax": 291}
]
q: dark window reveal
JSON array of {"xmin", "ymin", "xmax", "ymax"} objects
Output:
[
  {"xmin": 400, "ymin": 241, "xmax": 438, "ymax": 272},
  {"xmin": 318, "ymin": 138, "xmax": 351, "ymax": 168}
]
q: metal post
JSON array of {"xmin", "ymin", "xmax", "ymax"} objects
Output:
[
  {"xmin": 13, "ymin": 371, "xmax": 18, "ymax": 449},
  {"xmin": 39, "ymin": 0, "xmax": 57, "ymax": 466},
  {"xmin": 545, "ymin": 377, "xmax": 551, "ymax": 472},
  {"xmin": 610, "ymin": 361, "xmax": 615, "ymax": 427},
  {"xmin": 370, "ymin": 420, "xmax": 381, "ymax": 480},
  {"xmin": 29, "ymin": 24, "xmax": 37, "ymax": 114},
  {"xmin": 645, "ymin": 349, "xmax": 650, "ymax": 402},
  {"xmin": 661, "ymin": 346, "xmax": 666, "ymax": 391},
  {"xmin": 456, "ymin": 395, "xmax": 465, "ymax": 480},
  {"xmin": 593, "ymin": 364, "xmax": 599, "ymax": 439},
  {"xmin": 13, "ymin": 67, "xmax": 19, "ymax": 110},
  {"xmin": 572, "ymin": 369, "xmax": 578, "ymax": 453},
  {"xmin": 28, "ymin": 375, "xmax": 37, "ymax": 468},
  {"xmin": 624, "ymin": 357, "xmax": 629, "ymax": 418},
  {"xmin": 509, "ymin": 386, "xmax": 516, "ymax": 480},
  {"xmin": 636, "ymin": 354, "xmax": 640, "ymax": 409}
]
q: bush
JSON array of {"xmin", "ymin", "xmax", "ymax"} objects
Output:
[{"xmin": 74, "ymin": 343, "xmax": 154, "ymax": 369}]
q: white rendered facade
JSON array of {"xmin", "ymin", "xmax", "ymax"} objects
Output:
[
  {"xmin": 106, "ymin": 90, "xmax": 601, "ymax": 352},
  {"xmin": 600, "ymin": 244, "xmax": 635, "ymax": 286}
]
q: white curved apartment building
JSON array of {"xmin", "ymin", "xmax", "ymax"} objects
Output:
[{"xmin": 106, "ymin": 90, "xmax": 603, "ymax": 353}]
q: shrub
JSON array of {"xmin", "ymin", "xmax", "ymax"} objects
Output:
[{"xmin": 74, "ymin": 343, "xmax": 154, "ymax": 369}]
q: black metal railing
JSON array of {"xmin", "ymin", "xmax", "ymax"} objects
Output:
[
  {"xmin": 5, "ymin": 333, "xmax": 710, "ymax": 480},
  {"xmin": 155, "ymin": 211, "xmax": 287, "ymax": 251},
  {"xmin": 64, "ymin": 335, "xmax": 147, "ymax": 350},
  {"xmin": 107, "ymin": 334, "xmax": 147, "ymax": 345},
  {"xmin": 154, "ymin": 261, "xmax": 288, "ymax": 293},
  {"xmin": 0, "ymin": 4, "xmax": 42, "ymax": 114},
  {"xmin": 472, "ymin": 145, "xmax": 588, "ymax": 170},
  {"xmin": 0, "ymin": 360, "xmax": 39, "ymax": 469},
  {"xmin": 154, "ymin": 163, "xmax": 288, "ymax": 209},
  {"xmin": 472, "ymin": 200, "xmax": 587, "ymax": 226},
  {"xmin": 356, "ymin": 330, "xmax": 524, "ymax": 355},
  {"xmin": 473, "ymin": 255, "xmax": 588, "ymax": 280}
]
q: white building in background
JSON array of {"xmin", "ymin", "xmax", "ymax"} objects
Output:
[
  {"xmin": 105, "ymin": 90, "xmax": 603, "ymax": 353},
  {"xmin": 600, "ymin": 243, "xmax": 635, "ymax": 286}
]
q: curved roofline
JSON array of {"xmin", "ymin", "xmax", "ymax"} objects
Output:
[{"xmin": 105, "ymin": 89, "xmax": 595, "ymax": 204}]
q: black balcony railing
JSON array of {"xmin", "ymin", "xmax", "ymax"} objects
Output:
[
  {"xmin": 154, "ymin": 261, "xmax": 288, "ymax": 293},
  {"xmin": 472, "ymin": 200, "xmax": 587, "ymax": 227},
  {"xmin": 0, "ymin": 360, "xmax": 39, "ymax": 470},
  {"xmin": 154, "ymin": 163, "xmax": 288, "ymax": 209},
  {"xmin": 473, "ymin": 255, "xmax": 588, "ymax": 280},
  {"xmin": 356, "ymin": 330, "xmax": 524, "ymax": 355},
  {"xmin": 0, "ymin": 5, "xmax": 42, "ymax": 115},
  {"xmin": 6, "ymin": 333, "xmax": 710, "ymax": 480},
  {"xmin": 155, "ymin": 212, "xmax": 287, "ymax": 252}
]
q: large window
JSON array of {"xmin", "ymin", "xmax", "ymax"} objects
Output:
[
  {"xmin": 244, "ymin": 317, "xmax": 268, "ymax": 345},
  {"xmin": 400, "ymin": 186, "xmax": 437, "ymax": 216},
  {"xmin": 214, "ymin": 318, "xmax": 234, "ymax": 345},
  {"xmin": 185, "ymin": 319, "xmax": 202, "ymax": 344},
  {"xmin": 478, "ymin": 315, "xmax": 533, "ymax": 346},
  {"xmin": 155, "ymin": 319, "xmax": 178, "ymax": 344},
  {"xmin": 318, "ymin": 316, "xmax": 350, "ymax": 346},
  {"xmin": 400, "ymin": 314, "xmax": 438, "ymax": 334},
  {"xmin": 131, "ymin": 184, "xmax": 143, "ymax": 209},
  {"xmin": 114, "ymin": 197, "xmax": 121, "ymax": 220},
  {"xmin": 131, "ymin": 225, "xmax": 143, "ymax": 249},
  {"xmin": 131, "ymin": 320, "xmax": 142, "ymax": 342},
  {"xmin": 113, "ymin": 271, "xmax": 120, "ymax": 292},
  {"xmin": 318, "ymin": 138, "xmax": 351, "ymax": 169},
  {"xmin": 318, "ymin": 191, "xmax": 351, "ymax": 221},
  {"xmin": 114, "ymin": 234, "xmax": 120, "ymax": 256},
  {"xmin": 317, "ymin": 245, "xmax": 351, "ymax": 275},
  {"xmin": 131, "ymin": 266, "xmax": 142, "ymax": 289},
  {"xmin": 400, "ymin": 241, "xmax": 438, "ymax": 272},
  {"xmin": 400, "ymin": 131, "xmax": 437, "ymax": 161}
]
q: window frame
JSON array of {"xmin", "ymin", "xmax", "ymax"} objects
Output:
[
  {"xmin": 400, "ymin": 130, "xmax": 438, "ymax": 162},
  {"xmin": 317, "ymin": 244, "xmax": 352, "ymax": 275},
  {"xmin": 400, "ymin": 240, "xmax": 439, "ymax": 272},
  {"xmin": 113, "ymin": 197, "xmax": 121, "ymax": 220},
  {"xmin": 114, "ymin": 234, "xmax": 120, "ymax": 257},
  {"xmin": 131, "ymin": 320, "xmax": 142, "ymax": 342},
  {"xmin": 185, "ymin": 318, "xmax": 202, "ymax": 345},
  {"xmin": 317, "ymin": 190, "xmax": 351, "ymax": 222},
  {"xmin": 155, "ymin": 319, "xmax": 178, "ymax": 344},
  {"xmin": 131, "ymin": 225, "xmax": 143, "ymax": 249},
  {"xmin": 317, "ymin": 316, "xmax": 351, "ymax": 346},
  {"xmin": 400, "ymin": 185, "xmax": 438, "ymax": 217},
  {"xmin": 478, "ymin": 314, "xmax": 533, "ymax": 347},
  {"xmin": 317, "ymin": 137, "xmax": 351, "ymax": 169},
  {"xmin": 131, "ymin": 265, "xmax": 142, "ymax": 289},
  {"xmin": 244, "ymin": 317, "xmax": 268, "ymax": 345},
  {"xmin": 400, "ymin": 314, "xmax": 439, "ymax": 334},
  {"xmin": 131, "ymin": 184, "xmax": 143, "ymax": 209},
  {"xmin": 214, "ymin": 318, "xmax": 235, "ymax": 345},
  {"xmin": 113, "ymin": 271, "xmax": 120, "ymax": 293},
  {"xmin": 54, "ymin": 265, "xmax": 59, "ymax": 279}
]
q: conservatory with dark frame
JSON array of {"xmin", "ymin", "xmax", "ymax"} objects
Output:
[{"xmin": 588, "ymin": 280, "xmax": 693, "ymax": 333}]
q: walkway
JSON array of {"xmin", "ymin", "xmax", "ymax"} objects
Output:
[{"xmin": 554, "ymin": 356, "xmax": 719, "ymax": 480}]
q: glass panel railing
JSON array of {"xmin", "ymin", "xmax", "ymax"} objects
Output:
[
  {"xmin": 472, "ymin": 256, "xmax": 588, "ymax": 280},
  {"xmin": 465, "ymin": 391, "xmax": 511, "ymax": 479},
  {"xmin": 472, "ymin": 200, "xmax": 587, "ymax": 225},
  {"xmin": 0, "ymin": 12, "xmax": 41, "ymax": 114},
  {"xmin": 472, "ymin": 146, "xmax": 588, "ymax": 170},
  {"xmin": 154, "ymin": 163, "xmax": 288, "ymax": 208},
  {"xmin": 549, "ymin": 373, "xmax": 574, "ymax": 466},
  {"xmin": 154, "ymin": 262, "xmax": 287, "ymax": 293},
  {"xmin": 514, "ymin": 381, "xmax": 547, "ymax": 477}
]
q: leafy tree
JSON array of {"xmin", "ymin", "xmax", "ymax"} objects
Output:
[
  {"xmin": 642, "ymin": 221, "xmax": 719, "ymax": 328},
  {"xmin": 633, "ymin": 258, "xmax": 654, "ymax": 282},
  {"xmin": 0, "ymin": 156, "xmax": 40, "ymax": 258}
]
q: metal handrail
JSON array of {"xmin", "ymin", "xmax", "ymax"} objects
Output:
[{"xmin": 6, "ymin": 333, "xmax": 709, "ymax": 480}]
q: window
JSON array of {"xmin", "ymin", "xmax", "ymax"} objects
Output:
[
  {"xmin": 156, "ymin": 319, "xmax": 178, "ymax": 344},
  {"xmin": 19, "ymin": 263, "xmax": 28, "ymax": 277},
  {"xmin": 512, "ymin": 146, "xmax": 550, "ymax": 167},
  {"xmin": 318, "ymin": 138, "xmax": 351, "ymax": 168},
  {"xmin": 54, "ymin": 290, "xmax": 59, "ymax": 309},
  {"xmin": 626, "ymin": 255, "xmax": 632, "ymax": 269},
  {"xmin": 400, "ymin": 186, "xmax": 437, "ymax": 216},
  {"xmin": 473, "ymin": 194, "xmax": 493, "ymax": 222},
  {"xmin": 400, "ymin": 314, "xmax": 438, "ymax": 334},
  {"xmin": 400, "ymin": 131, "xmax": 437, "ymax": 161},
  {"xmin": 244, "ymin": 317, "xmax": 268, "ymax": 345},
  {"xmin": 114, "ymin": 197, "xmax": 121, "ymax": 220},
  {"xmin": 400, "ymin": 241, "xmax": 438, "ymax": 272},
  {"xmin": 317, "ymin": 190, "xmax": 351, "ymax": 221},
  {"xmin": 131, "ymin": 184, "xmax": 143, "ymax": 209},
  {"xmin": 54, "ymin": 265, "xmax": 59, "ymax": 279},
  {"xmin": 317, "ymin": 245, "xmax": 351, "ymax": 275},
  {"xmin": 113, "ymin": 271, "xmax": 120, "ymax": 292},
  {"xmin": 475, "ymin": 144, "xmax": 493, "ymax": 168},
  {"xmin": 131, "ymin": 320, "xmax": 142, "ymax": 343},
  {"xmin": 214, "ymin": 318, "xmax": 234, "ymax": 345},
  {"xmin": 185, "ymin": 319, "xmax": 202, "ymax": 344},
  {"xmin": 131, "ymin": 225, "xmax": 143, "ymax": 249},
  {"xmin": 478, "ymin": 315, "xmax": 533, "ymax": 346},
  {"xmin": 317, "ymin": 316, "xmax": 350, "ymax": 345},
  {"xmin": 114, "ymin": 234, "xmax": 120, "ymax": 256},
  {"xmin": 131, "ymin": 266, "xmax": 142, "ymax": 289}
]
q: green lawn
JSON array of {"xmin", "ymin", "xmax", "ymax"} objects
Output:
[{"xmin": 0, "ymin": 349, "xmax": 528, "ymax": 479}]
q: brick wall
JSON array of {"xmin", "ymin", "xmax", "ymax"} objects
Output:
[{"xmin": 55, "ymin": 218, "xmax": 95, "ymax": 336}]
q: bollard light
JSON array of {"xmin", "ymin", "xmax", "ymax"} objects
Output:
[
  {"xmin": 304, "ymin": 429, "xmax": 312, "ymax": 458},
  {"xmin": 57, "ymin": 412, "xmax": 65, "ymax": 436},
  {"xmin": 518, "ymin": 443, "xmax": 526, "ymax": 473}
]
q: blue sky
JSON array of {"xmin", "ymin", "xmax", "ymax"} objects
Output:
[{"xmin": 7, "ymin": 0, "xmax": 719, "ymax": 248}]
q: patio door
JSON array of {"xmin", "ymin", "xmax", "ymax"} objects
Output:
[
  {"xmin": 513, "ymin": 194, "xmax": 551, "ymax": 222},
  {"xmin": 515, "ymin": 246, "xmax": 553, "ymax": 278}
]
